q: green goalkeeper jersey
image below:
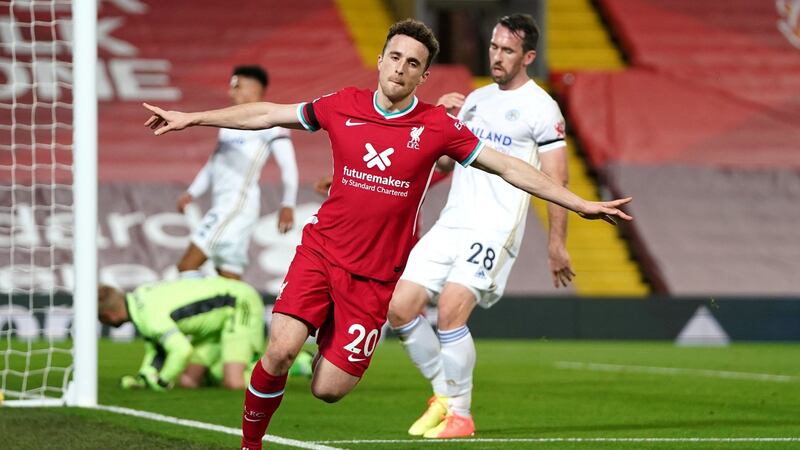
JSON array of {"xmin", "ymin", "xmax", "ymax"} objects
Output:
[{"xmin": 125, "ymin": 277, "xmax": 263, "ymax": 385}]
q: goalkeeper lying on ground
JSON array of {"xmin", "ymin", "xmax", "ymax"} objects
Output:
[{"xmin": 97, "ymin": 277, "xmax": 311, "ymax": 391}]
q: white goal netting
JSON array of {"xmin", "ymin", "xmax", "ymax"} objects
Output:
[{"xmin": 0, "ymin": 0, "xmax": 88, "ymax": 405}]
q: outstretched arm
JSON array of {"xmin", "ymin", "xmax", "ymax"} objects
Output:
[
  {"xmin": 143, "ymin": 102, "xmax": 304, "ymax": 136},
  {"xmin": 472, "ymin": 146, "xmax": 632, "ymax": 225}
]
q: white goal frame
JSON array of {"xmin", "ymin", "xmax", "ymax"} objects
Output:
[
  {"xmin": 2, "ymin": 0, "xmax": 97, "ymax": 408},
  {"xmin": 68, "ymin": 0, "xmax": 97, "ymax": 408}
]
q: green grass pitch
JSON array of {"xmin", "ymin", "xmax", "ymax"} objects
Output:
[{"xmin": 2, "ymin": 339, "xmax": 799, "ymax": 449}]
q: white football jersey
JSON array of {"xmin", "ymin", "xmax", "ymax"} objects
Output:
[
  {"xmin": 187, "ymin": 127, "xmax": 298, "ymax": 214},
  {"xmin": 435, "ymin": 79, "xmax": 566, "ymax": 253}
]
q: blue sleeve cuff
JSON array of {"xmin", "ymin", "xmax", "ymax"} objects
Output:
[{"xmin": 459, "ymin": 141, "xmax": 484, "ymax": 167}]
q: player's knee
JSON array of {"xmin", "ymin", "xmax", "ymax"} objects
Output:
[
  {"xmin": 222, "ymin": 376, "xmax": 246, "ymax": 390},
  {"xmin": 263, "ymin": 347, "xmax": 299, "ymax": 374},
  {"xmin": 387, "ymin": 304, "xmax": 415, "ymax": 328},
  {"xmin": 176, "ymin": 260, "xmax": 195, "ymax": 272},
  {"xmin": 179, "ymin": 374, "xmax": 201, "ymax": 389},
  {"xmin": 217, "ymin": 269, "xmax": 241, "ymax": 280},
  {"xmin": 388, "ymin": 295, "xmax": 422, "ymax": 328},
  {"xmin": 310, "ymin": 384, "xmax": 346, "ymax": 403},
  {"xmin": 388, "ymin": 282, "xmax": 429, "ymax": 328}
]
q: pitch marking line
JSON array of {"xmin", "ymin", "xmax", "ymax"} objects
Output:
[
  {"xmin": 316, "ymin": 438, "xmax": 800, "ymax": 445},
  {"xmin": 96, "ymin": 404, "xmax": 343, "ymax": 450},
  {"xmin": 555, "ymin": 361, "xmax": 799, "ymax": 382}
]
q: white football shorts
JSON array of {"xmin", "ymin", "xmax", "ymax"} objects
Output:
[
  {"xmin": 400, "ymin": 224, "xmax": 518, "ymax": 309},
  {"xmin": 191, "ymin": 204, "xmax": 258, "ymax": 275}
]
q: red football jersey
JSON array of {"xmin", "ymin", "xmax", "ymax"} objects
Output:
[{"xmin": 296, "ymin": 87, "xmax": 483, "ymax": 282}]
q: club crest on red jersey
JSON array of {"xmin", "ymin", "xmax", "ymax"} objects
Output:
[{"xmin": 406, "ymin": 126, "xmax": 425, "ymax": 150}]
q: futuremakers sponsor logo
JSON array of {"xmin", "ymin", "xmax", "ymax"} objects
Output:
[
  {"xmin": 342, "ymin": 164, "xmax": 411, "ymax": 198},
  {"xmin": 343, "ymin": 166, "xmax": 410, "ymax": 189}
]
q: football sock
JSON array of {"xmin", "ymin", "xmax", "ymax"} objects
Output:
[
  {"xmin": 439, "ymin": 325, "xmax": 475, "ymax": 417},
  {"xmin": 393, "ymin": 315, "xmax": 449, "ymax": 396},
  {"xmin": 240, "ymin": 361, "xmax": 287, "ymax": 450}
]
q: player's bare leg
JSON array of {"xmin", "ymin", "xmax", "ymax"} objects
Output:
[
  {"xmin": 424, "ymin": 282, "xmax": 477, "ymax": 439},
  {"xmin": 217, "ymin": 268, "xmax": 241, "ymax": 280},
  {"xmin": 388, "ymin": 280, "xmax": 429, "ymax": 328},
  {"xmin": 179, "ymin": 364, "xmax": 207, "ymax": 388},
  {"xmin": 436, "ymin": 283, "xmax": 476, "ymax": 330},
  {"xmin": 177, "ymin": 243, "xmax": 208, "ymax": 278},
  {"xmin": 389, "ymin": 280, "xmax": 450, "ymax": 435},
  {"xmin": 241, "ymin": 313, "xmax": 308, "ymax": 450},
  {"xmin": 261, "ymin": 313, "xmax": 309, "ymax": 374},
  {"xmin": 222, "ymin": 362, "xmax": 247, "ymax": 389},
  {"xmin": 310, "ymin": 356, "xmax": 360, "ymax": 403}
]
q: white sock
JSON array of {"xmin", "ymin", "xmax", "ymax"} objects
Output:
[
  {"xmin": 178, "ymin": 270, "xmax": 203, "ymax": 279},
  {"xmin": 439, "ymin": 325, "xmax": 475, "ymax": 417},
  {"xmin": 393, "ymin": 316, "xmax": 448, "ymax": 396}
]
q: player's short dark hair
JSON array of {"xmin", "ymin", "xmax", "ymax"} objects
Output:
[
  {"xmin": 497, "ymin": 14, "xmax": 540, "ymax": 52},
  {"xmin": 232, "ymin": 65, "xmax": 269, "ymax": 88},
  {"xmin": 382, "ymin": 19, "xmax": 440, "ymax": 69}
]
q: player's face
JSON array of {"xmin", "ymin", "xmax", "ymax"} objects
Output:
[
  {"xmin": 488, "ymin": 25, "xmax": 536, "ymax": 86},
  {"xmin": 228, "ymin": 75, "xmax": 265, "ymax": 105},
  {"xmin": 377, "ymin": 35, "xmax": 430, "ymax": 102},
  {"xmin": 98, "ymin": 309, "xmax": 123, "ymax": 327}
]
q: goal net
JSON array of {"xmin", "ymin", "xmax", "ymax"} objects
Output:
[{"xmin": 0, "ymin": 0, "xmax": 96, "ymax": 407}]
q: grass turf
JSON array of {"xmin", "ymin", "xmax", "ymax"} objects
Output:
[{"xmin": 2, "ymin": 339, "xmax": 799, "ymax": 449}]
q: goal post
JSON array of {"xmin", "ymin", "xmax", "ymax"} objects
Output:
[
  {"xmin": 0, "ymin": 0, "xmax": 97, "ymax": 407},
  {"xmin": 70, "ymin": 0, "xmax": 98, "ymax": 408}
]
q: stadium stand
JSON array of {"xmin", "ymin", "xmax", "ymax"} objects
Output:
[
  {"xmin": 563, "ymin": 0, "xmax": 800, "ymax": 295},
  {"xmin": 544, "ymin": 0, "xmax": 648, "ymax": 296},
  {"xmin": 547, "ymin": 0, "xmax": 625, "ymax": 72}
]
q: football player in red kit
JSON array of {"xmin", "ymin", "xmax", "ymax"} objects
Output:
[{"xmin": 143, "ymin": 19, "xmax": 632, "ymax": 450}]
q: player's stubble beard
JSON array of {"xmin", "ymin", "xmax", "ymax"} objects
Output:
[
  {"xmin": 491, "ymin": 62, "xmax": 520, "ymax": 87},
  {"xmin": 380, "ymin": 76, "xmax": 417, "ymax": 104}
]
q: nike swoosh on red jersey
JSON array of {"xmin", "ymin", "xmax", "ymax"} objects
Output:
[
  {"xmin": 345, "ymin": 119, "xmax": 366, "ymax": 126},
  {"xmin": 347, "ymin": 354, "xmax": 367, "ymax": 362}
]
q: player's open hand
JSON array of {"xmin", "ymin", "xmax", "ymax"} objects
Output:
[
  {"xmin": 436, "ymin": 92, "xmax": 465, "ymax": 113},
  {"xmin": 577, "ymin": 197, "xmax": 633, "ymax": 225},
  {"xmin": 176, "ymin": 192, "xmax": 193, "ymax": 213},
  {"xmin": 549, "ymin": 245, "xmax": 575, "ymax": 288},
  {"xmin": 143, "ymin": 103, "xmax": 193, "ymax": 135},
  {"xmin": 278, "ymin": 206, "xmax": 294, "ymax": 234}
]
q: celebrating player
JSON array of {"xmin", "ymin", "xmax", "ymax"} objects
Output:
[
  {"xmin": 389, "ymin": 14, "xmax": 575, "ymax": 438},
  {"xmin": 176, "ymin": 65, "xmax": 298, "ymax": 280},
  {"xmin": 142, "ymin": 19, "xmax": 631, "ymax": 450}
]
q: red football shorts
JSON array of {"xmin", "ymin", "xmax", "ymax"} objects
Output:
[{"xmin": 272, "ymin": 245, "xmax": 396, "ymax": 377}]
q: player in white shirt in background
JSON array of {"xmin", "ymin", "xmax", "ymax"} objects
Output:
[
  {"xmin": 176, "ymin": 65, "xmax": 299, "ymax": 280},
  {"xmin": 388, "ymin": 14, "xmax": 575, "ymax": 438}
]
